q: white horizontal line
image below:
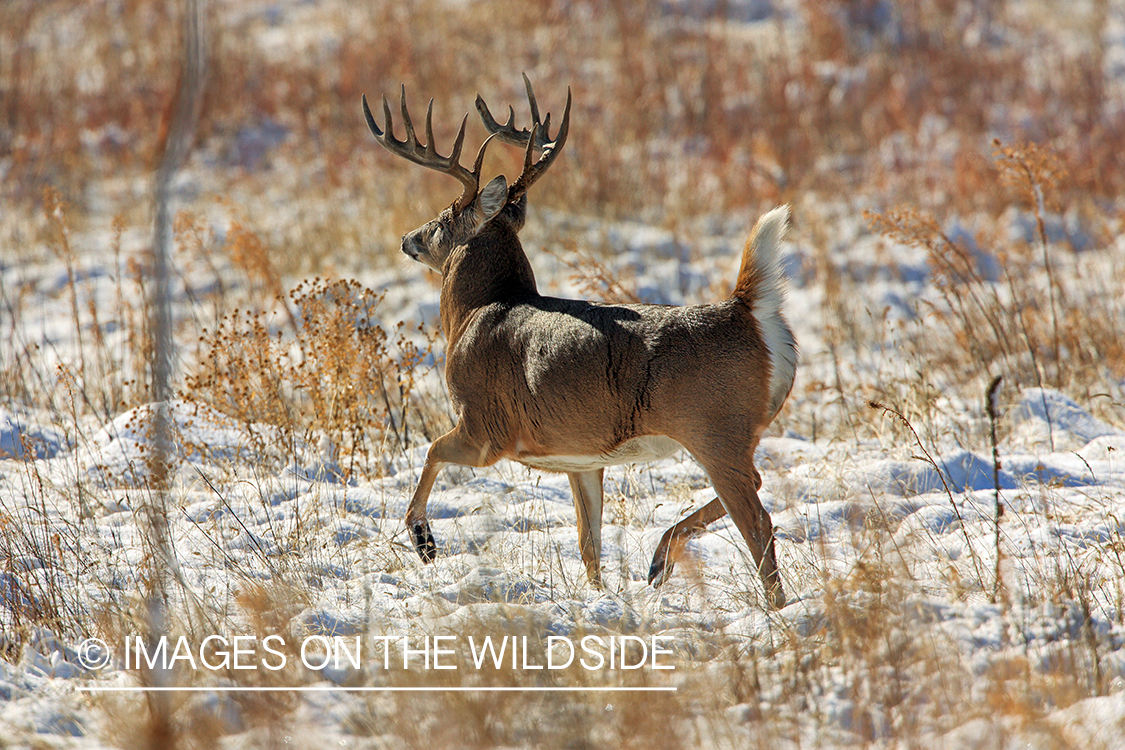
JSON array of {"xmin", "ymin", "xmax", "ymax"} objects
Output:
[{"xmin": 77, "ymin": 685, "xmax": 677, "ymax": 693}]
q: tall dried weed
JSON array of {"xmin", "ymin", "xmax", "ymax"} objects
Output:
[{"xmin": 186, "ymin": 277, "xmax": 435, "ymax": 479}]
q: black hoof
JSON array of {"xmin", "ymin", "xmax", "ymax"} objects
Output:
[
  {"xmin": 647, "ymin": 556, "xmax": 674, "ymax": 587},
  {"xmin": 410, "ymin": 520, "xmax": 437, "ymax": 563}
]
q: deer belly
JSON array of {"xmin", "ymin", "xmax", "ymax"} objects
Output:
[{"xmin": 516, "ymin": 435, "xmax": 684, "ymax": 472}]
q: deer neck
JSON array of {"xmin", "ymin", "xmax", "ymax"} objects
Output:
[{"xmin": 439, "ymin": 221, "xmax": 538, "ymax": 346}]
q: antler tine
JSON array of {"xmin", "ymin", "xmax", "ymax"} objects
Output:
[
  {"xmin": 423, "ymin": 99, "xmax": 438, "ymax": 159},
  {"xmin": 473, "ymin": 76, "xmax": 571, "ymax": 202},
  {"xmin": 362, "ymin": 87, "xmax": 481, "ymax": 212},
  {"xmin": 380, "ymin": 94, "xmax": 394, "ymax": 139},
  {"xmin": 398, "ymin": 85, "xmax": 417, "ymax": 149},
  {"xmin": 443, "ymin": 113, "xmax": 477, "ymax": 212},
  {"xmin": 475, "ymin": 74, "xmax": 560, "ymax": 153},
  {"xmin": 507, "ymin": 86, "xmax": 571, "ymax": 202},
  {"xmin": 361, "ymin": 93, "xmax": 383, "ymax": 138},
  {"xmin": 475, "ymin": 95, "xmax": 518, "ymax": 146},
  {"xmin": 520, "ymin": 123, "xmax": 540, "ymax": 174},
  {"xmin": 522, "ymin": 72, "xmax": 541, "ymax": 128}
]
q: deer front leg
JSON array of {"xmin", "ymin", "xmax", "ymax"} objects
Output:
[
  {"xmin": 648, "ymin": 498, "xmax": 727, "ymax": 586},
  {"xmin": 406, "ymin": 425, "xmax": 492, "ymax": 563},
  {"xmin": 566, "ymin": 469, "xmax": 604, "ymax": 585}
]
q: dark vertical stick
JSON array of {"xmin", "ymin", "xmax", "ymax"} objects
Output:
[{"xmin": 987, "ymin": 375, "xmax": 1004, "ymax": 603}]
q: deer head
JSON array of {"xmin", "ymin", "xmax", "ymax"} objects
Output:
[{"xmin": 362, "ymin": 75, "xmax": 570, "ymax": 272}]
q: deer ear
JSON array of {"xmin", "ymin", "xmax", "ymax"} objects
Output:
[{"xmin": 478, "ymin": 175, "xmax": 508, "ymax": 221}]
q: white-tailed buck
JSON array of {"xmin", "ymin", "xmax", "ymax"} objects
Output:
[{"xmin": 363, "ymin": 77, "xmax": 797, "ymax": 608}]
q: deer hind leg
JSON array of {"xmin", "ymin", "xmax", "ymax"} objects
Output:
[
  {"xmin": 648, "ymin": 466, "xmax": 766, "ymax": 587},
  {"xmin": 693, "ymin": 459, "xmax": 786, "ymax": 609},
  {"xmin": 566, "ymin": 469, "xmax": 604, "ymax": 585},
  {"xmin": 406, "ymin": 424, "xmax": 493, "ymax": 563},
  {"xmin": 647, "ymin": 497, "xmax": 727, "ymax": 587}
]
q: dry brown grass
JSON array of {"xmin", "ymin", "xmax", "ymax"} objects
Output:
[
  {"xmin": 4, "ymin": 0, "xmax": 1120, "ymax": 241},
  {"xmin": 185, "ymin": 276, "xmax": 439, "ymax": 479},
  {"xmin": 866, "ymin": 139, "xmax": 1125, "ymax": 402}
]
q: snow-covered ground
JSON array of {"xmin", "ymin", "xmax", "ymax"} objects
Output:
[{"xmin": 3, "ymin": 193, "xmax": 1125, "ymax": 746}]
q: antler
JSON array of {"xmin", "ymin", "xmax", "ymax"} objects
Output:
[
  {"xmin": 475, "ymin": 73, "xmax": 571, "ymax": 202},
  {"xmin": 363, "ymin": 86, "xmax": 492, "ymax": 214}
]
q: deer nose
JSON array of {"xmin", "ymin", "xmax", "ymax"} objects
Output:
[{"xmin": 401, "ymin": 235, "xmax": 422, "ymax": 260}]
